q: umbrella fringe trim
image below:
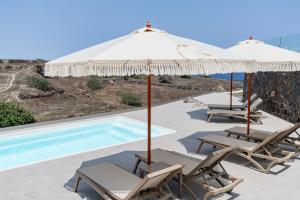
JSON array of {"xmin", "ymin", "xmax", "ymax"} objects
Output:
[
  {"xmin": 44, "ymin": 61, "xmax": 300, "ymax": 77},
  {"xmin": 44, "ymin": 60, "xmax": 255, "ymax": 77}
]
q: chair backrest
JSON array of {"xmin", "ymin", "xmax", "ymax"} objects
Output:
[
  {"xmin": 242, "ymin": 93, "xmax": 258, "ymax": 107},
  {"xmin": 126, "ymin": 164, "xmax": 182, "ymax": 199},
  {"xmin": 273, "ymin": 122, "xmax": 300, "ymax": 144},
  {"xmin": 249, "ymin": 97, "xmax": 263, "ymax": 111},
  {"xmin": 251, "ymin": 130, "xmax": 286, "ymax": 153},
  {"xmin": 187, "ymin": 147, "xmax": 234, "ymax": 177}
]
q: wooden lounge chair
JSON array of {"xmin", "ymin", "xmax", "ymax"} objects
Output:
[
  {"xmin": 208, "ymin": 93, "xmax": 258, "ymax": 110},
  {"xmin": 74, "ymin": 162, "xmax": 182, "ymax": 200},
  {"xmin": 225, "ymin": 123, "xmax": 300, "ymax": 151},
  {"xmin": 133, "ymin": 148, "xmax": 243, "ymax": 200},
  {"xmin": 197, "ymin": 131, "xmax": 295, "ymax": 173},
  {"xmin": 206, "ymin": 98, "xmax": 263, "ymax": 123}
]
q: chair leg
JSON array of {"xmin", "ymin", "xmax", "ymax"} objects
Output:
[
  {"xmin": 182, "ymin": 182, "xmax": 198, "ymax": 200},
  {"xmin": 215, "ymin": 176, "xmax": 226, "ymax": 187},
  {"xmin": 207, "ymin": 114, "xmax": 213, "ymax": 122},
  {"xmin": 295, "ymin": 130, "xmax": 300, "ymax": 138},
  {"xmin": 236, "ymin": 152, "xmax": 267, "ymax": 173},
  {"xmin": 196, "ymin": 141, "xmax": 204, "ymax": 154},
  {"xmin": 208, "ymin": 171, "xmax": 229, "ymax": 193},
  {"xmin": 265, "ymin": 151, "xmax": 295, "ymax": 172},
  {"xmin": 133, "ymin": 159, "xmax": 141, "ymax": 174},
  {"xmin": 178, "ymin": 172, "xmax": 183, "ymax": 198},
  {"xmin": 74, "ymin": 177, "xmax": 81, "ymax": 192}
]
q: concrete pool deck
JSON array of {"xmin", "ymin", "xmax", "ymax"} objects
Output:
[{"xmin": 0, "ymin": 92, "xmax": 299, "ymax": 200}]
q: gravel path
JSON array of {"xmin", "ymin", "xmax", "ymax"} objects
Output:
[{"xmin": 0, "ymin": 66, "xmax": 33, "ymax": 93}]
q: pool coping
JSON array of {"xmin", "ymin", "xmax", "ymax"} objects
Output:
[
  {"xmin": 0, "ymin": 91, "xmax": 213, "ymax": 134},
  {"xmin": 0, "ymin": 106, "xmax": 145, "ymax": 134}
]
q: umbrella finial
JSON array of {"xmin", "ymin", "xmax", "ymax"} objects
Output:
[
  {"xmin": 248, "ymin": 35, "xmax": 253, "ymax": 40},
  {"xmin": 146, "ymin": 21, "xmax": 151, "ymax": 28},
  {"xmin": 145, "ymin": 21, "xmax": 152, "ymax": 32}
]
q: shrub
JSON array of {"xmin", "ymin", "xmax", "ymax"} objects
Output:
[
  {"xmin": 27, "ymin": 76, "xmax": 53, "ymax": 91},
  {"xmin": 180, "ymin": 75, "xmax": 192, "ymax": 79},
  {"xmin": 130, "ymin": 74, "xmax": 146, "ymax": 79},
  {"xmin": 120, "ymin": 91, "xmax": 142, "ymax": 107},
  {"xmin": 35, "ymin": 65, "xmax": 44, "ymax": 75},
  {"xmin": 5, "ymin": 65, "xmax": 13, "ymax": 70},
  {"xmin": 158, "ymin": 75, "xmax": 173, "ymax": 84},
  {"xmin": 87, "ymin": 76, "xmax": 104, "ymax": 90},
  {"xmin": 0, "ymin": 101, "xmax": 35, "ymax": 128}
]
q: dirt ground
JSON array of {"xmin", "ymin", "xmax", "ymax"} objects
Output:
[{"xmin": 0, "ymin": 65, "xmax": 243, "ymax": 122}]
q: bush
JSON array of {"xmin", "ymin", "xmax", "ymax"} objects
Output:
[
  {"xmin": 27, "ymin": 76, "xmax": 53, "ymax": 91},
  {"xmin": 180, "ymin": 75, "xmax": 192, "ymax": 79},
  {"xmin": 35, "ymin": 65, "xmax": 44, "ymax": 75},
  {"xmin": 87, "ymin": 76, "xmax": 104, "ymax": 90},
  {"xmin": 130, "ymin": 74, "xmax": 146, "ymax": 79},
  {"xmin": 158, "ymin": 75, "xmax": 173, "ymax": 84},
  {"xmin": 0, "ymin": 101, "xmax": 35, "ymax": 128},
  {"xmin": 120, "ymin": 91, "xmax": 142, "ymax": 107}
]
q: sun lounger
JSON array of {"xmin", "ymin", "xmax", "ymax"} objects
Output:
[
  {"xmin": 133, "ymin": 148, "xmax": 243, "ymax": 200},
  {"xmin": 208, "ymin": 93, "xmax": 258, "ymax": 110},
  {"xmin": 74, "ymin": 162, "xmax": 182, "ymax": 200},
  {"xmin": 197, "ymin": 131, "xmax": 295, "ymax": 173},
  {"xmin": 225, "ymin": 123, "xmax": 300, "ymax": 151},
  {"xmin": 206, "ymin": 98, "xmax": 263, "ymax": 123}
]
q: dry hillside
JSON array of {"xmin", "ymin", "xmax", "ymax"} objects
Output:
[{"xmin": 0, "ymin": 59, "xmax": 243, "ymax": 122}]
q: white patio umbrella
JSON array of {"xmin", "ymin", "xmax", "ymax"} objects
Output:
[
  {"xmin": 45, "ymin": 22, "xmax": 253, "ymax": 164},
  {"xmin": 227, "ymin": 36, "xmax": 300, "ymax": 134}
]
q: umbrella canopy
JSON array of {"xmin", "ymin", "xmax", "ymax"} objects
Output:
[
  {"xmin": 227, "ymin": 37, "xmax": 300, "ymax": 134},
  {"xmin": 45, "ymin": 22, "xmax": 253, "ymax": 165},
  {"xmin": 227, "ymin": 38, "xmax": 300, "ymax": 72},
  {"xmin": 45, "ymin": 24, "xmax": 252, "ymax": 77}
]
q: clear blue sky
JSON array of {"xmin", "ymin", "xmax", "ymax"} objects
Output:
[{"xmin": 1, "ymin": 0, "xmax": 300, "ymax": 60}]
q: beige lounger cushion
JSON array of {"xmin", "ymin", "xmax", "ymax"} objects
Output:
[
  {"xmin": 136, "ymin": 149, "xmax": 201, "ymax": 175},
  {"xmin": 200, "ymin": 135, "xmax": 258, "ymax": 151},
  {"xmin": 226, "ymin": 126, "xmax": 272, "ymax": 139},
  {"xmin": 207, "ymin": 109, "xmax": 246, "ymax": 115},
  {"xmin": 77, "ymin": 162, "xmax": 141, "ymax": 199},
  {"xmin": 208, "ymin": 104, "xmax": 244, "ymax": 109}
]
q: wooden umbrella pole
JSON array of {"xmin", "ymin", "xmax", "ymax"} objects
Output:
[
  {"xmin": 230, "ymin": 73, "xmax": 233, "ymax": 110},
  {"xmin": 247, "ymin": 73, "xmax": 252, "ymax": 135},
  {"xmin": 147, "ymin": 74, "xmax": 152, "ymax": 164}
]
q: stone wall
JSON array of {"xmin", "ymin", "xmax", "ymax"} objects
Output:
[{"xmin": 243, "ymin": 72, "xmax": 300, "ymax": 123}]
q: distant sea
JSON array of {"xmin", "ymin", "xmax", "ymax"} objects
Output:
[{"xmin": 209, "ymin": 73, "xmax": 244, "ymax": 81}]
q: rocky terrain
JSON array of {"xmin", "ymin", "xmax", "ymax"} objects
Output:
[{"xmin": 0, "ymin": 59, "xmax": 243, "ymax": 122}]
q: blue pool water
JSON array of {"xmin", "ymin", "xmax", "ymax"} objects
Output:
[{"xmin": 0, "ymin": 117, "xmax": 175, "ymax": 171}]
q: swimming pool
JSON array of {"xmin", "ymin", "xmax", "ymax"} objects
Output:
[{"xmin": 0, "ymin": 116, "xmax": 175, "ymax": 171}]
